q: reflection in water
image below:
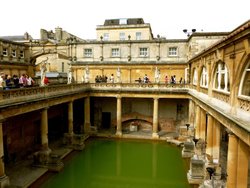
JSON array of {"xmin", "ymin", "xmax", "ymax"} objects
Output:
[{"xmin": 42, "ymin": 139, "xmax": 191, "ymax": 188}]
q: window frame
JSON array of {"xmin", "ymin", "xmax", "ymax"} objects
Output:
[
  {"xmin": 111, "ymin": 48, "xmax": 120, "ymax": 57},
  {"xmin": 168, "ymin": 47, "xmax": 178, "ymax": 57},
  {"xmin": 103, "ymin": 33, "xmax": 109, "ymax": 41},
  {"xmin": 136, "ymin": 32, "xmax": 142, "ymax": 40},
  {"xmin": 84, "ymin": 48, "xmax": 93, "ymax": 57},
  {"xmin": 139, "ymin": 47, "xmax": 149, "ymax": 57},
  {"xmin": 193, "ymin": 68, "xmax": 198, "ymax": 85},
  {"xmin": 2, "ymin": 48, "xmax": 8, "ymax": 56},
  {"xmin": 20, "ymin": 50, "xmax": 24, "ymax": 58},
  {"xmin": 200, "ymin": 66, "xmax": 208, "ymax": 88},
  {"xmin": 119, "ymin": 32, "xmax": 125, "ymax": 41},
  {"xmin": 213, "ymin": 62, "xmax": 230, "ymax": 93},
  {"xmin": 12, "ymin": 49, "xmax": 16, "ymax": 57},
  {"xmin": 239, "ymin": 61, "xmax": 250, "ymax": 98}
]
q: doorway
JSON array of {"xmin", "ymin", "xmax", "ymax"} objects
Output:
[{"xmin": 102, "ymin": 112, "xmax": 111, "ymax": 129}]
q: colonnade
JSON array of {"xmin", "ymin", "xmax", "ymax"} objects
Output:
[
  {"xmin": 115, "ymin": 96, "xmax": 159, "ymax": 138},
  {"xmin": 191, "ymin": 100, "xmax": 250, "ymax": 188}
]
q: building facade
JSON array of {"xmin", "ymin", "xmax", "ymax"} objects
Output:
[{"xmin": 0, "ymin": 18, "xmax": 249, "ymax": 188}]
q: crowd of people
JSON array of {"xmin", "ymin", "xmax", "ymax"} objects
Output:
[{"xmin": 0, "ymin": 73, "xmax": 36, "ymax": 90}]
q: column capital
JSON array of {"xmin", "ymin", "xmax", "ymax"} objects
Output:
[{"xmin": 116, "ymin": 95, "xmax": 122, "ymax": 99}]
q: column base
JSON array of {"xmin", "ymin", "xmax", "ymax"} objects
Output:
[
  {"xmin": 116, "ymin": 131, "xmax": 122, "ymax": 137},
  {"xmin": 0, "ymin": 175, "xmax": 9, "ymax": 188},
  {"xmin": 33, "ymin": 148, "xmax": 64, "ymax": 172},
  {"xmin": 152, "ymin": 132, "xmax": 159, "ymax": 139},
  {"xmin": 63, "ymin": 133, "xmax": 86, "ymax": 151}
]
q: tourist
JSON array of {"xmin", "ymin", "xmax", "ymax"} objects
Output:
[
  {"xmin": 110, "ymin": 74, "xmax": 114, "ymax": 83},
  {"xmin": 44, "ymin": 76, "xmax": 49, "ymax": 85}
]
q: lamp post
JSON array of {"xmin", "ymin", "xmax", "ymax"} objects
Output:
[{"xmin": 183, "ymin": 29, "xmax": 196, "ymax": 37}]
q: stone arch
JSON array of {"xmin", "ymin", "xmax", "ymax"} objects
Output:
[
  {"xmin": 199, "ymin": 65, "xmax": 208, "ymax": 87},
  {"xmin": 30, "ymin": 51, "xmax": 69, "ymax": 65},
  {"xmin": 237, "ymin": 53, "xmax": 250, "ymax": 96},
  {"xmin": 211, "ymin": 60, "xmax": 230, "ymax": 92}
]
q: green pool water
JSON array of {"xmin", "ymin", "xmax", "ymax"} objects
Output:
[{"xmin": 41, "ymin": 138, "xmax": 191, "ymax": 188}]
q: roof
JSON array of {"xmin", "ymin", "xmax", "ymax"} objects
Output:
[{"xmin": 104, "ymin": 18, "xmax": 145, "ymax": 26}]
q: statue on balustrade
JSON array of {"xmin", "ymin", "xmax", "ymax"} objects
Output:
[
  {"xmin": 40, "ymin": 57, "xmax": 48, "ymax": 86},
  {"xmin": 84, "ymin": 66, "xmax": 89, "ymax": 83},
  {"xmin": 155, "ymin": 67, "xmax": 160, "ymax": 83},
  {"xmin": 67, "ymin": 63, "xmax": 72, "ymax": 84},
  {"xmin": 116, "ymin": 67, "xmax": 121, "ymax": 83}
]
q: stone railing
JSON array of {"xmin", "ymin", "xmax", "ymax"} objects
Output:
[
  {"xmin": 199, "ymin": 87, "xmax": 208, "ymax": 95},
  {"xmin": 0, "ymin": 84, "xmax": 89, "ymax": 106},
  {"xmin": 212, "ymin": 90, "xmax": 230, "ymax": 104},
  {"xmin": 238, "ymin": 96, "xmax": 250, "ymax": 112},
  {"xmin": 90, "ymin": 83, "xmax": 189, "ymax": 91}
]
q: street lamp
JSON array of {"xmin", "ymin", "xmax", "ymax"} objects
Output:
[{"xmin": 183, "ymin": 29, "xmax": 196, "ymax": 37}]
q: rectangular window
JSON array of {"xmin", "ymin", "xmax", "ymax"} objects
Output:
[
  {"xmin": 103, "ymin": 33, "xmax": 109, "ymax": 41},
  {"xmin": 119, "ymin": 32, "xmax": 125, "ymax": 40},
  {"xmin": 119, "ymin": 18, "xmax": 127, "ymax": 25},
  {"xmin": 136, "ymin": 32, "xmax": 141, "ymax": 40},
  {"xmin": 12, "ymin": 50, "xmax": 16, "ymax": 57},
  {"xmin": 84, "ymin": 49, "xmax": 92, "ymax": 57},
  {"xmin": 169, "ymin": 47, "xmax": 178, "ymax": 56},
  {"xmin": 20, "ymin": 50, "xmax": 24, "ymax": 58},
  {"xmin": 112, "ymin": 48, "xmax": 120, "ymax": 57},
  {"xmin": 3, "ymin": 48, "xmax": 8, "ymax": 56},
  {"xmin": 139, "ymin": 48, "xmax": 148, "ymax": 57}
]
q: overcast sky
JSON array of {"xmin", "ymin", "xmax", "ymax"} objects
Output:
[{"xmin": 1, "ymin": 0, "xmax": 249, "ymax": 40}]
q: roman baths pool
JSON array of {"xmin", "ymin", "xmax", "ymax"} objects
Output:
[{"xmin": 40, "ymin": 138, "xmax": 191, "ymax": 188}]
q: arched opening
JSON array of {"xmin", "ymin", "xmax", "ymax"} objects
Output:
[
  {"xmin": 200, "ymin": 66, "xmax": 208, "ymax": 88},
  {"xmin": 239, "ymin": 60, "xmax": 250, "ymax": 97},
  {"xmin": 213, "ymin": 62, "xmax": 230, "ymax": 92}
]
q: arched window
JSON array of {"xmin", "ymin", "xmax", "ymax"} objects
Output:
[
  {"xmin": 200, "ymin": 66, "xmax": 208, "ymax": 88},
  {"xmin": 214, "ymin": 62, "xmax": 230, "ymax": 92},
  {"xmin": 193, "ymin": 68, "xmax": 198, "ymax": 85},
  {"xmin": 239, "ymin": 61, "xmax": 250, "ymax": 97}
]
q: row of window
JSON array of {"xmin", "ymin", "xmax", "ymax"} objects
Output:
[
  {"xmin": 103, "ymin": 32, "xmax": 142, "ymax": 41},
  {"xmin": 1, "ymin": 48, "xmax": 24, "ymax": 58},
  {"xmin": 84, "ymin": 47, "xmax": 178, "ymax": 57},
  {"xmin": 193, "ymin": 61, "xmax": 250, "ymax": 97}
]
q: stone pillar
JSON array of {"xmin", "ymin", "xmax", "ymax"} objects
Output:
[
  {"xmin": 212, "ymin": 119, "xmax": 221, "ymax": 160},
  {"xmin": 116, "ymin": 96, "xmax": 122, "ymax": 136},
  {"xmin": 195, "ymin": 105, "xmax": 201, "ymax": 138},
  {"xmin": 84, "ymin": 97, "xmax": 91, "ymax": 133},
  {"xmin": 68, "ymin": 101, "xmax": 74, "ymax": 135},
  {"xmin": 152, "ymin": 98, "xmax": 159, "ymax": 138},
  {"xmin": 199, "ymin": 109, "xmax": 206, "ymax": 140},
  {"xmin": 206, "ymin": 114, "xmax": 213, "ymax": 157},
  {"xmin": 227, "ymin": 133, "xmax": 238, "ymax": 188},
  {"xmin": 0, "ymin": 121, "xmax": 9, "ymax": 187},
  {"xmin": 236, "ymin": 139, "xmax": 249, "ymax": 188},
  {"xmin": 41, "ymin": 108, "xmax": 49, "ymax": 150},
  {"xmin": 188, "ymin": 99, "xmax": 194, "ymax": 126}
]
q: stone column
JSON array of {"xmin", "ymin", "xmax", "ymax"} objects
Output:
[
  {"xmin": 212, "ymin": 119, "xmax": 221, "ymax": 160},
  {"xmin": 152, "ymin": 98, "xmax": 159, "ymax": 138},
  {"xmin": 227, "ymin": 133, "xmax": 238, "ymax": 188},
  {"xmin": 68, "ymin": 101, "xmax": 74, "ymax": 135},
  {"xmin": 236, "ymin": 139, "xmax": 249, "ymax": 188},
  {"xmin": 195, "ymin": 105, "xmax": 201, "ymax": 138},
  {"xmin": 41, "ymin": 108, "xmax": 49, "ymax": 150},
  {"xmin": 206, "ymin": 114, "xmax": 213, "ymax": 157},
  {"xmin": 116, "ymin": 96, "xmax": 122, "ymax": 136},
  {"xmin": 0, "ymin": 120, "xmax": 9, "ymax": 187},
  {"xmin": 199, "ymin": 109, "xmax": 206, "ymax": 140},
  {"xmin": 84, "ymin": 97, "xmax": 91, "ymax": 133},
  {"xmin": 188, "ymin": 99, "xmax": 194, "ymax": 126}
]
